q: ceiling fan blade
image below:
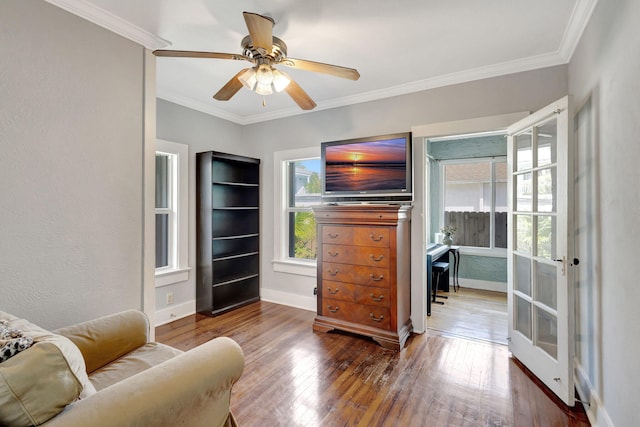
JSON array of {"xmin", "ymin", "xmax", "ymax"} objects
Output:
[
  {"xmin": 280, "ymin": 58, "xmax": 360, "ymax": 81},
  {"xmin": 284, "ymin": 78, "xmax": 317, "ymax": 110},
  {"xmin": 153, "ymin": 50, "xmax": 252, "ymax": 62},
  {"xmin": 243, "ymin": 12, "xmax": 274, "ymax": 53},
  {"xmin": 213, "ymin": 69, "xmax": 249, "ymax": 101}
]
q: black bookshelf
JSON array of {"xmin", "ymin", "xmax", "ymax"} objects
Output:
[{"xmin": 196, "ymin": 151, "xmax": 260, "ymax": 315}]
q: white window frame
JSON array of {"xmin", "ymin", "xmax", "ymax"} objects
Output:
[
  {"xmin": 272, "ymin": 146, "xmax": 320, "ymax": 277},
  {"xmin": 155, "ymin": 139, "xmax": 190, "ymax": 286},
  {"xmin": 439, "ymin": 156, "xmax": 507, "ymax": 257}
]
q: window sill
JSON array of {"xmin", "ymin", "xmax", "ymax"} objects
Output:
[
  {"xmin": 272, "ymin": 259, "xmax": 317, "ymax": 277},
  {"xmin": 155, "ymin": 267, "xmax": 192, "ymax": 287}
]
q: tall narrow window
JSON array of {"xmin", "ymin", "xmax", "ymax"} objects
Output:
[
  {"xmin": 286, "ymin": 158, "xmax": 322, "ymax": 260},
  {"xmin": 442, "ymin": 158, "xmax": 507, "ymax": 249},
  {"xmin": 155, "ymin": 152, "xmax": 175, "ymax": 269},
  {"xmin": 155, "ymin": 139, "xmax": 189, "ymax": 287}
]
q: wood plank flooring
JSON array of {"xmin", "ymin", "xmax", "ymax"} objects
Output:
[
  {"xmin": 156, "ymin": 301, "xmax": 589, "ymax": 427},
  {"xmin": 428, "ymin": 287, "xmax": 508, "ymax": 345}
]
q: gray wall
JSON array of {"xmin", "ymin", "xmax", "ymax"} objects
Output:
[
  {"xmin": 244, "ymin": 66, "xmax": 567, "ymax": 305},
  {"xmin": 568, "ymin": 0, "xmax": 640, "ymax": 425},
  {"xmin": 155, "ymin": 99, "xmax": 244, "ymax": 317},
  {"xmin": 0, "ymin": 0, "xmax": 146, "ymax": 329}
]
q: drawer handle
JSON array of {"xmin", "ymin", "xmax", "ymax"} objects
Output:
[
  {"xmin": 328, "ymin": 251, "xmax": 339, "ymax": 257},
  {"xmin": 370, "ymin": 293, "xmax": 384, "ymax": 302},
  {"xmin": 370, "ymin": 254, "xmax": 384, "ymax": 262},
  {"xmin": 327, "ymin": 287, "xmax": 340, "ymax": 295},
  {"xmin": 327, "ymin": 305, "xmax": 339, "ymax": 313},
  {"xmin": 369, "ymin": 234, "xmax": 384, "ymax": 242},
  {"xmin": 369, "ymin": 274, "xmax": 384, "ymax": 282},
  {"xmin": 370, "ymin": 313, "xmax": 384, "ymax": 322},
  {"xmin": 328, "ymin": 268, "xmax": 340, "ymax": 276},
  {"xmin": 327, "ymin": 232, "xmax": 339, "ymax": 238}
]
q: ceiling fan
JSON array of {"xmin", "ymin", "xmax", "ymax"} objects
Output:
[{"xmin": 153, "ymin": 11, "xmax": 360, "ymax": 110}]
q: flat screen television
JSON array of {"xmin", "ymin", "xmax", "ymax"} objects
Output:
[{"xmin": 321, "ymin": 132, "xmax": 413, "ymax": 203}]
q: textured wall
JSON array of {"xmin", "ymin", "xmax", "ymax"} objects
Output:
[
  {"xmin": 0, "ymin": 1, "xmax": 145, "ymax": 329},
  {"xmin": 155, "ymin": 99, "xmax": 243, "ymax": 315},
  {"xmin": 568, "ymin": 0, "xmax": 640, "ymax": 425}
]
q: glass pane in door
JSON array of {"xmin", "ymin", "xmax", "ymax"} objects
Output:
[
  {"xmin": 515, "ymin": 254, "xmax": 531, "ymax": 296},
  {"xmin": 536, "ymin": 215, "xmax": 556, "ymax": 259},
  {"xmin": 536, "ymin": 168, "xmax": 556, "ymax": 212},
  {"xmin": 536, "ymin": 307, "xmax": 558, "ymax": 359},
  {"xmin": 537, "ymin": 120, "xmax": 557, "ymax": 167},
  {"xmin": 516, "ymin": 296, "xmax": 532, "ymax": 340},
  {"xmin": 515, "ymin": 215, "xmax": 532, "ymax": 253},
  {"xmin": 516, "ymin": 133, "xmax": 532, "ymax": 171},
  {"xmin": 535, "ymin": 261, "xmax": 557, "ymax": 310},
  {"xmin": 516, "ymin": 173, "xmax": 533, "ymax": 211}
]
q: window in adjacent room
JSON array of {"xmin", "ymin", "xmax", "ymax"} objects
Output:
[
  {"xmin": 441, "ymin": 158, "xmax": 507, "ymax": 249},
  {"xmin": 155, "ymin": 139, "xmax": 189, "ymax": 286}
]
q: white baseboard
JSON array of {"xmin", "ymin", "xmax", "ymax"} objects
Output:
[
  {"xmin": 452, "ymin": 277, "xmax": 507, "ymax": 293},
  {"xmin": 260, "ymin": 288, "xmax": 316, "ymax": 312},
  {"xmin": 575, "ymin": 363, "xmax": 614, "ymax": 427},
  {"xmin": 155, "ymin": 300, "xmax": 195, "ymax": 326}
]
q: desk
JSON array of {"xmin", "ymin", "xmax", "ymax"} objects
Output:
[
  {"xmin": 449, "ymin": 246, "xmax": 461, "ymax": 292},
  {"xmin": 426, "ymin": 244, "xmax": 461, "ymax": 315},
  {"xmin": 426, "ymin": 244, "xmax": 449, "ymax": 316}
]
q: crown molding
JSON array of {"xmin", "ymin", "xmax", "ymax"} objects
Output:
[
  {"xmin": 159, "ymin": 49, "xmax": 567, "ymax": 125},
  {"xmin": 45, "ymin": 0, "xmax": 170, "ymax": 50},
  {"xmin": 156, "ymin": 89, "xmax": 247, "ymax": 124},
  {"xmin": 557, "ymin": 0, "xmax": 599, "ymax": 61},
  {"xmin": 156, "ymin": 0, "xmax": 597, "ymax": 125}
]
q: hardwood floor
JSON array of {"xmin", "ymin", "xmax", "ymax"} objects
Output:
[
  {"xmin": 428, "ymin": 287, "xmax": 508, "ymax": 345},
  {"xmin": 156, "ymin": 301, "xmax": 589, "ymax": 427}
]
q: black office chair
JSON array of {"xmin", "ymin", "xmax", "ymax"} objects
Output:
[{"xmin": 432, "ymin": 261, "xmax": 449, "ymax": 304}]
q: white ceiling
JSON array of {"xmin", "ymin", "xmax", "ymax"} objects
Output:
[{"xmin": 47, "ymin": 0, "xmax": 597, "ymax": 125}]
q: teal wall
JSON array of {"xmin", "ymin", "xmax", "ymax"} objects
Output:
[
  {"xmin": 456, "ymin": 254, "xmax": 507, "ymax": 282},
  {"xmin": 429, "ymin": 134, "xmax": 507, "ymax": 286}
]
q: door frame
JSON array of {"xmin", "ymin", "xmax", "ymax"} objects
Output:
[{"xmin": 410, "ymin": 111, "xmax": 529, "ymax": 333}]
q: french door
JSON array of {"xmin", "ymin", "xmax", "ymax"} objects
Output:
[{"xmin": 506, "ymin": 96, "xmax": 575, "ymax": 406}]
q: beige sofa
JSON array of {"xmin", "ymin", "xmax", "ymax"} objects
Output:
[{"xmin": 0, "ymin": 309, "xmax": 244, "ymax": 427}]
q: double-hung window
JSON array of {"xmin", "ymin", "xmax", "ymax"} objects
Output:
[
  {"xmin": 441, "ymin": 157, "xmax": 507, "ymax": 250},
  {"xmin": 273, "ymin": 147, "xmax": 321, "ymax": 276},
  {"xmin": 155, "ymin": 139, "xmax": 189, "ymax": 285},
  {"xmin": 286, "ymin": 158, "xmax": 322, "ymax": 260}
]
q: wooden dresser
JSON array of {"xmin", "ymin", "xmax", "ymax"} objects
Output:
[{"xmin": 312, "ymin": 205, "xmax": 412, "ymax": 350}]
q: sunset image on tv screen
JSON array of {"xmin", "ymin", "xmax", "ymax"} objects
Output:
[{"xmin": 325, "ymin": 137, "xmax": 407, "ymax": 192}]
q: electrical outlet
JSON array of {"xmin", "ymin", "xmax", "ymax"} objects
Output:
[{"xmin": 166, "ymin": 292, "xmax": 174, "ymax": 305}]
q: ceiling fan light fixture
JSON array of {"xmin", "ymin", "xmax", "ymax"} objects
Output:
[
  {"xmin": 255, "ymin": 64, "xmax": 274, "ymax": 85},
  {"xmin": 238, "ymin": 68, "xmax": 257, "ymax": 91},
  {"xmin": 254, "ymin": 82, "xmax": 273, "ymax": 95},
  {"xmin": 272, "ymin": 69, "xmax": 290, "ymax": 92}
]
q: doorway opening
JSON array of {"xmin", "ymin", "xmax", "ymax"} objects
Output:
[{"xmin": 425, "ymin": 131, "xmax": 508, "ymax": 345}]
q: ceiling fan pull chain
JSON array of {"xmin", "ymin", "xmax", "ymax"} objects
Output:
[{"xmin": 262, "ymin": 96, "xmax": 267, "ymax": 107}]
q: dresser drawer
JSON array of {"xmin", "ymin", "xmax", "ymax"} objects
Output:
[
  {"xmin": 354, "ymin": 285, "xmax": 390, "ymax": 308},
  {"xmin": 322, "ymin": 299, "xmax": 391, "ymax": 330},
  {"xmin": 321, "ymin": 226, "xmax": 353, "ymax": 245},
  {"xmin": 322, "ymin": 280, "xmax": 355, "ymax": 302},
  {"xmin": 323, "ymin": 262, "xmax": 389, "ymax": 287},
  {"xmin": 352, "ymin": 227, "xmax": 389, "ymax": 248},
  {"xmin": 323, "ymin": 244, "xmax": 390, "ymax": 267}
]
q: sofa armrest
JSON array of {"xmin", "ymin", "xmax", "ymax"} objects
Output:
[
  {"xmin": 43, "ymin": 337, "xmax": 245, "ymax": 427},
  {"xmin": 54, "ymin": 310, "xmax": 149, "ymax": 374}
]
